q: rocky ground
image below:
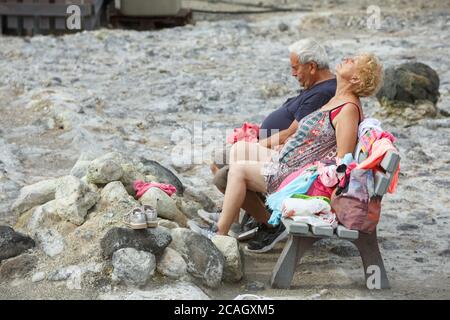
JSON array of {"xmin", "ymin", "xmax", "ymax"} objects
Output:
[{"xmin": 1, "ymin": 0, "xmax": 450, "ymax": 300}]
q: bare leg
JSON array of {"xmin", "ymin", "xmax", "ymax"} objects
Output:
[
  {"xmin": 212, "ymin": 164, "xmax": 270, "ymax": 225},
  {"xmin": 216, "ymin": 141, "xmax": 276, "ymax": 235}
]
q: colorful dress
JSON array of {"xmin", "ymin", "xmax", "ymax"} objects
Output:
[{"xmin": 264, "ymin": 103, "xmax": 359, "ymax": 194}]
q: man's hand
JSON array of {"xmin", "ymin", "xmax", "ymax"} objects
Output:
[{"xmin": 259, "ymin": 120, "xmax": 299, "ymax": 149}]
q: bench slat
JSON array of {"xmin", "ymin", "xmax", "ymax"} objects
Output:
[
  {"xmin": 336, "ymin": 225, "xmax": 359, "ymax": 240},
  {"xmin": 380, "ymin": 150, "xmax": 400, "ymax": 173},
  {"xmin": 282, "ymin": 219, "xmax": 309, "ymax": 235},
  {"xmin": 311, "ymin": 225, "xmax": 333, "ymax": 237}
]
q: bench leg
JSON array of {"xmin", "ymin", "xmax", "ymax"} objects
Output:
[
  {"xmin": 271, "ymin": 235, "xmax": 318, "ymax": 289},
  {"xmin": 353, "ymin": 230, "xmax": 390, "ymax": 289}
]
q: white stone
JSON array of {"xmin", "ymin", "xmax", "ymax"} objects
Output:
[
  {"xmin": 54, "ymin": 175, "xmax": 99, "ymax": 225},
  {"xmin": 112, "ymin": 248, "xmax": 156, "ymax": 287},
  {"xmin": 11, "ymin": 178, "xmax": 60, "ymax": 215},
  {"xmin": 156, "ymin": 247, "xmax": 187, "ymax": 279},
  {"xmin": 35, "ymin": 228, "xmax": 65, "ymax": 257},
  {"xmin": 211, "ymin": 235, "xmax": 243, "ymax": 282},
  {"xmin": 32, "ymin": 272, "xmax": 46, "ymax": 283},
  {"xmin": 99, "ymin": 282, "xmax": 210, "ymax": 300}
]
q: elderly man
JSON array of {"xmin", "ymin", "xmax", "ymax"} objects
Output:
[{"xmin": 197, "ymin": 39, "xmax": 336, "ymax": 253}]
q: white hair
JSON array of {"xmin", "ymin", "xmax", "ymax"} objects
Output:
[{"xmin": 288, "ymin": 39, "xmax": 329, "ymax": 69}]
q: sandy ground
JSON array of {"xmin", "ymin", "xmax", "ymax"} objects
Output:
[{"xmin": 1, "ymin": 0, "xmax": 450, "ymax": 299}]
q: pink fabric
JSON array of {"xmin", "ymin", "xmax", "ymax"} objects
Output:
[
  {"xmin": 133, "ymin": 180, "xmax": 177, "ymax": 199},
  {"xmin": 360, "ymin": 129, "xmax": 396, "ymax": 155},
  {"xmin": 307, "ymin": 178, "xmax": 334, "ymax": 198},
  {"xmin": 276, "ymin": 162, "xmax": 317, "ymax": 192},
  {"xmin": 356, "ymin": 138, "xmax": 400, "ymax": 193},
  {"xmin": 226, "ymin": 122, "xmax": 260, "ymax": 144},
  {"xmin": 317, "ymin": 162, "xmax": 338, "ymax": 187},
  {"xmin": 338, "ymin": 162, "xmax": 357, "ymax": 189}
]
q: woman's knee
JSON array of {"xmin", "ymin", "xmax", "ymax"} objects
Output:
[
  {"xmin": 230, "ymin": 141, "xmax": 247, "ymax": 163},
  {"xmin": 228, "ymin": 162, "xmax": 246, "ymax": 180}
]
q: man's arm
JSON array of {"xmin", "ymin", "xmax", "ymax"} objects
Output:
[{"xmin": 259, "ymin": 119, "xmax": 298, "ymax": 149}]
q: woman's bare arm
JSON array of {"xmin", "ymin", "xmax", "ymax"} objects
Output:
[{"xmin": 334, "ymin": 104, "xmax": 361, "ymax": 158}]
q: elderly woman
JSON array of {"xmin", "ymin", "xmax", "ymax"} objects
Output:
[{"xmin": 189, "ymin": 52, "xmax": 383, "ymax": 251}]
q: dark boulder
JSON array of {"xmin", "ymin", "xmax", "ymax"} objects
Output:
[
  {"xmin": 100, "ymin": 227, "xmax": 172, "ymax": 259},
  {"xmin": 0, "ymin": 226, "xmax": 35, "ymax": 261}
]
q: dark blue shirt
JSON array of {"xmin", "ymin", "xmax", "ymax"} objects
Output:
[{"xmin": 260, "ymin": 78, "xmax": 336, "ymax": 138}]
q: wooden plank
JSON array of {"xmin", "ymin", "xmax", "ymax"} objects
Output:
[
  {"xmin": 380, "ymin": 150, "xmax": 400, "ymax": 173},
  {"xmin": 311, "ymin": 225, "xmax": 334, "ymax": 237},
  {"xmin": 282, "ymin": 219, "xmax": 309, "ymax": 235},
  {"xmin": 36, "ymin": 0, "xmax": 49, "ymax": 31},
  {"xmin": 336, "ymin": 225, "xmax": 359, "ymax": 240},
  {"xmin": 0, "ymin": 3, "xmax": 93, "ymax": 16},
  {"xmin": 22, "ymin": 0, "xmax": 35, "ymax": 35},
  {"xmin": 7, "ymin": 15, "xmax": 18, "ymax": 29},
  {"xmin": 53, "ymin": 0, "xmax": 65, "ymax": 30},
  {"xmin": 374, "ymin": 171, "xmax": 390, "ymax": 196}
]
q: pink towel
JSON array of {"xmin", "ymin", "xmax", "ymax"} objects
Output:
[
  {"xmin": 356, "ymin": 138, "xmax": 400, "ymax": 193},
  {"xmin": 133, "ymin": 180, "xmax": 177, "ymax": 199},
  {"xmin": 226, "ymin": 122, "xmax": 260, "ymax": 144}
]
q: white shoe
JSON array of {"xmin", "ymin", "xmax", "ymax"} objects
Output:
[
  {"xmin": 123, "ymin": 208, "xmax": 147, "ymax": 230},
  {"xmin": 187, "ymin": 220, "xmax": 218, "ymax": 240},
  {"xmin": 143, "ymin": 205, "xmax": 158, "ymax": 228},
  {"xmin": 197, "ymin": 209, "xmax": 220, "ymax": 225}
]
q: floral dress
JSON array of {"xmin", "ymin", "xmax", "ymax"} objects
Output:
[{"xmin": 264, "ymin": 105, "xmax": 347, "ymax": 194}]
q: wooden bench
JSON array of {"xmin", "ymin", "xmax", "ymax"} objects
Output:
[{"xmin": 270, "ymin": 148, "xmax": 400, "ymax": 290}]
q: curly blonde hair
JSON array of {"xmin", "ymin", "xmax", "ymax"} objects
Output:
[{"xmin": 354, "ymin": 53, "xmax": 384, "ymax": 97}]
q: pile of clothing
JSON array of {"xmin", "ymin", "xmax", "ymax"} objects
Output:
[
  {"xmin": 226, "ymin": 122, "xmax": 260, "ymax": 144},
  {"xmin": 266, "ymin": 118, "xmax": 400, "ymax": 228}
]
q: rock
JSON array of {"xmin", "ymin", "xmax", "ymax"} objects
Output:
[
  {"xmin": 139, "ymin": 187, "xmax": 188, "ymax": 227},
  {"xmin": 377, "ymin": 62, "xmax": 440, "ymax": 105},
  {"xmin": 100, "ymin": 227, "xmax": 172, "ymax": 259},
  {"xmin": 47, "ymin": 263, "xmax": 103, "ymax": 290},
  {"xmin": 175, "ymin": 197, "xmax": 203, "ymax": 219},
  {"xmin": 278, "ymin": 22, "xmax": 289, "ymax": 32},
  {"xmin": 169, "ymin": 228, "xmax": 224, "ymax": 288},
  {"xmin": 97, "ymin": 181, "xmax": 139, "ymax": 214},
  {"xmin": 11, "ymin": 178, "xmax": 60, "ymax": 215},
  {"xmin": 27, "ymin": 200, "xmax": 61, "ymax": 232},
  {"xmin": 156, "ymin": 247, "xmax": 188, "ymax": 279},
  {"xmin": 86, "ymin": 153, "xmax": 124, "ymax": 184},
  {"xmin": 438, "ymin": 248, "xmax": 450, "ymax": 257},
  {"xmin": 396, "ymin": 223, "xmax": 420, "ymax": 231},
  {"xmin": 99, "ymin": 282, "xmax": 210, "ymax": 300},
  {"xmin": 70, "ymin": 160, "xmax": 91, "ymax": 178},
  {"xmin": 157, "ymin": 218, "xmax": 179, "ymax": 229},
  {"xmin": 245, "ymin": 281, "xmax": 265, "ymax": 291},
  {"xmin": 376, "ymin": 62, "xmax": 440, "ymax": 121},
  {"xmin": 54, "ymin": 175, "xmax": 99, "ymax": 225},
  {"xmin": 183, "ymin": 185, "xmax": 218, "ymax": 212},
  {"xmin": 47, "ymin": 267, "xmax": 76, "ymax": 281},
  {"xmin": 111, "ymin": 248, "xmax": 155, "ymax": 287},
  {"xmin": 414, "ymin": 257, "xmax": 425, "ymax": 263},
  {"xmin": 211, "ymin": 235, "xmax": 243, "ymax": 282},
  {"xmin": 141, "ymin": 159, "xmax": 184, "ymax": 195},
  {"xmin": 330, "ymin": 243, "xmax": 360, "ymax": 257},
  {"xmin": 32, "ymin": 271, "xmax": 46, "ymax": 282},
  {"xmin": 120, "ymin": 163, "xmax": 146, "ymax": 195},
  {"xmin": 0, "ymin": 253, "xmax": 38, "ymax": 280},
  {"xmin": 35, "ymin": 228, "xmax": 65, "ymax": 257},
  {"xmin": 0, "ymin": 225, "xmax": 35, "ymax": 261}
]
